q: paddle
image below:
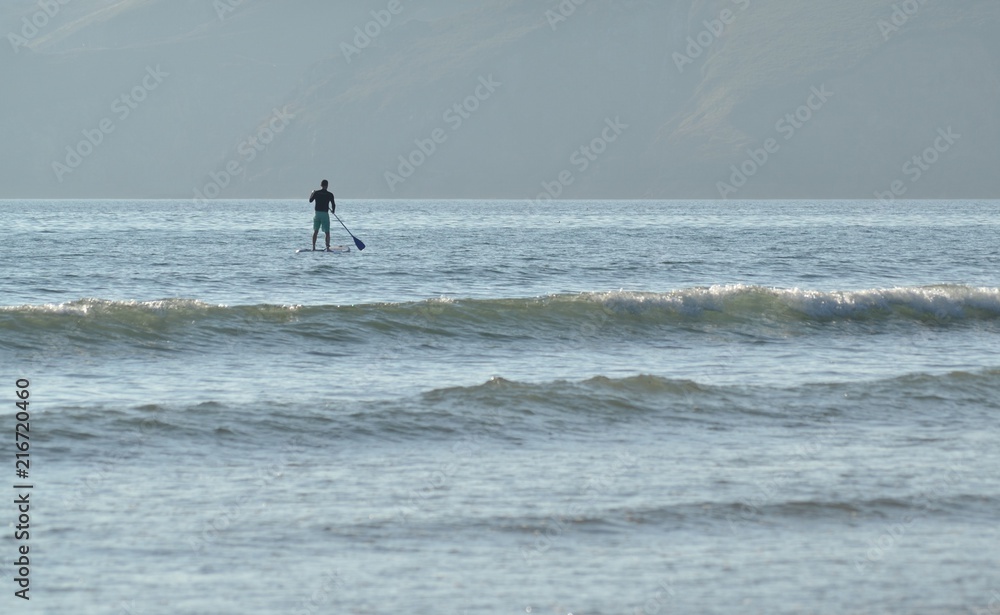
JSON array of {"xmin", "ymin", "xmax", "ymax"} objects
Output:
[{"xmin": 333, "ymin": 212, "xmax": 366, "ymax": 251}]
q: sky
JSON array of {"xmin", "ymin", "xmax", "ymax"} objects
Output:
[{"xmin": 1, "ymin": 0, "xmax": 998, "ymax": 200}]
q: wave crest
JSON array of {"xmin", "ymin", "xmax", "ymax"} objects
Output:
[{"xmin": 2, "ymin": 286, "xmax": 998, "ymax": 350}]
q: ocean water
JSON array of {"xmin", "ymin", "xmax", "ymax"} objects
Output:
[{"xmin": 1, "ymin": 199, "xmax": 999, "ymax": 615}]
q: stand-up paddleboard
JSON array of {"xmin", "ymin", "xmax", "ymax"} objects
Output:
[{"xmin": 296, "ymin": 246, "xmax": 351, "ymax": 254}]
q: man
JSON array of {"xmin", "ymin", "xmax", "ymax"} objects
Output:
[{"xmin": 309, "ymin": 179, "xmax": 336, "ymax": 251}]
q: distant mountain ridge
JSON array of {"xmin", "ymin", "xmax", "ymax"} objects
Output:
[{"xmin": 2, "ymin": 0, "xmax": 997, "ymax": 199}]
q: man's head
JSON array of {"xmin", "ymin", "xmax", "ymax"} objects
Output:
[{"xmin": 321, "ymin": 179, "xmax": 329, "ymax": 189}]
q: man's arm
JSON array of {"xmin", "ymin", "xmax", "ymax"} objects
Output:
[{"xmin": 309, "ymin": 190, "xmax": 316, "ymax": 203}]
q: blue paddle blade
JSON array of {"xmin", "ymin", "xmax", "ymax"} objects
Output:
[{"xmin": 333, "ymin": 213, "xmax": 365, "ymax": 250}]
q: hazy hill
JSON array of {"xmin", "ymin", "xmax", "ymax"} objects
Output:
[{"xmin": 2, "ymin": 0, "xmax": 997, "ymax": 199}]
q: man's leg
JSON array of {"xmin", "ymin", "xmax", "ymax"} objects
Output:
[
  {"xmin": 312, "ymin": 229, "xmax": 318, "ymax": 251},
  {"xmin": 325, "ymin": 231, "xmax": 331, "ymax": 250}
]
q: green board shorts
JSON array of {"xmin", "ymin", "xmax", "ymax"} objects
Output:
[{"xmin": 313, "ymin": 211, "xmax": 331, "ymax": 233}]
